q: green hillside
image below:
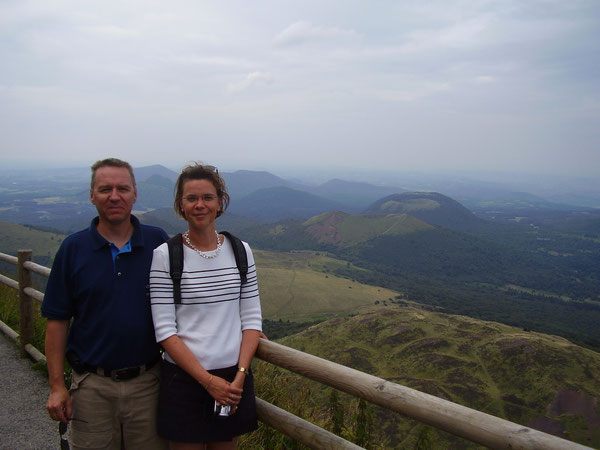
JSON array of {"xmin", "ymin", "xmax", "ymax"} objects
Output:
[
  {"xmin": 244, "ymin": 211, "xmax": 434, "ymax": 252},
  {"xmin": 0, "ymin": 221, "xmax": 64, "ymax": 267},
  {"xmin": 254, "ymin": 249, "xmax": 400, "ymax": 321},
  {"xmin": 304, "ymin": 211, "xmax": 433, "ymax": 247},
  {"xmin": 251, "ymin": 307, "xmax": 600, "ymax": 449}
]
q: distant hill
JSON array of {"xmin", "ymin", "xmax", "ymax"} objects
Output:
[
  {"xmin": 364, "ymin": 191, "xmax": 486, "ymax": 232},
  {"xmin": 223, "ymin": 170, "xmax": 295, "ymax": 200},
  {"xmin": 229, "ymin": 186, "xmax": 346, "ymax": 222},
  {"xmin": 257, "ymin": 307, "xmax": 600, "ymax": 448},
  {"xmin": 307, "ymin": 179, "xmax": 403, "ymax": 213},
  {"xmin": 143, "ymin": 174, "xmax": 175, "ymax": 189},
  {"xmin": 381, "ymin": 173, "xmax": 587, "ymax": 210},
  {"xmin": 134, "ymin": 164, "xmax": 178, "ymax": 182}
]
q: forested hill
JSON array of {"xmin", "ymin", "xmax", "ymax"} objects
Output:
[{"xmin": 363, "ymin": 191, "xmax": 486, "ymax": 232}]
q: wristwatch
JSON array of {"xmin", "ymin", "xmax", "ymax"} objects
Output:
[{"xmin": 238, "ymin": 366, "xmax": 247, "ymax": 373}]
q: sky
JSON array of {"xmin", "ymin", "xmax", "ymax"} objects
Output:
[{"xmin": 1, "ymin": 0, "xmax": 599, "ymax": 179}]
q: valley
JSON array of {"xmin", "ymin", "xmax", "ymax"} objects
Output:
[{"xmin": 1, "ymin": 165, "xmax": 599, "ymax": 447}]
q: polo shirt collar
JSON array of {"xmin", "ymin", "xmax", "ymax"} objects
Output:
[{"xmin": 89, "ymin": 215, "xmax": 144, "ymax": 250}]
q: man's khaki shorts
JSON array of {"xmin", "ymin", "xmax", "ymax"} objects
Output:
[{"xmin": 68, "ymin": 363, "xmax": 167, "ymax": 450}]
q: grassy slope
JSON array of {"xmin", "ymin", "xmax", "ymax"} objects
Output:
[
  {"xmin": 303, "ymin": 212, "xmax": 434, "ymax": 248},
  {"xmin": 0, "ymin": 221, "xmax": 64, "ymax": 258},
  {"xmin": 254, "ymin": 249, "xmax": 399, "ymax": 321},
  {"xmin": 0, "ymin": 221, "xmax": 64, "ymax": 271},
  {"xmin": 262, "ymin": 307, "xmax": 600, "ymax": 448},
  {"xmin": 337, "ymin": 214, "xmax": 434, "ymax": 246}
]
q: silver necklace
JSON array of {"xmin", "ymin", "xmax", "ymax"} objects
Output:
[{"xmin": 183, "ymin": 230, "xmax": 222, "ymax": 259}]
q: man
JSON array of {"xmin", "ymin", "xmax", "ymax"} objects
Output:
[{"xmin": 42, "ymin": 158, "xmax": 169, "ymax": 449}]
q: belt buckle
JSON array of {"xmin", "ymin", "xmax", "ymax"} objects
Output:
[{"xmin": 111, "ymin": 367, "xmax": 140, "ymax": 381}]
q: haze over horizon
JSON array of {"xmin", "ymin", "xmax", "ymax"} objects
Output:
[{"xmin": 1, "ymin": 1, "xmax": 599, "ymax": 177}]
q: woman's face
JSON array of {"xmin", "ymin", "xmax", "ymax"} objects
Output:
[{"xmin": 180, "ymin": 178, "xmax": 221, "ymax": 230}]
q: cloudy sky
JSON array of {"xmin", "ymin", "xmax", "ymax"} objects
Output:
[{"xmin": 1, "ymin": 0, "xmax": 599, "ymax": 178}]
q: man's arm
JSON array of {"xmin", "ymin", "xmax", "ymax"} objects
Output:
[{"xmin": 45, "ymin": 319, "xmax": 71, "ymax": 423}]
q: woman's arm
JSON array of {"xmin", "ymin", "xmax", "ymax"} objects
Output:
[
  {"xmin": 230, "ymin": 329, "xmax": 260, "ymax": 391},
  {"xmin": 160, "ymin": 335, "xmax": 243, "ymax": 407},
  {"xmin": 231, "ymin": 244, "xmax": 263, "ymax": 392}
]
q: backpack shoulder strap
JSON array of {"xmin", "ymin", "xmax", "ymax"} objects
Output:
[
  {"xmin": 167, "ymin": 233, "xmax": 184, "ymax": 304},
  {"xmin": 220, "ymin": 231, "xmax": 248, "ymax": 284}
]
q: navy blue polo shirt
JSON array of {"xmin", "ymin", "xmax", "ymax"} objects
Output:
[{"xmin": 42, "ymin": 216, "xmax": 168, "ymax": 370}]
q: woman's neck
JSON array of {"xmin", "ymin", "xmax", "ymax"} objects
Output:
[{"xmin": 186, "ymin": 227, "xmax": 219, "ymax": 251}]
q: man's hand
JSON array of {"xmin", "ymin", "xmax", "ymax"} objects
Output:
[
  {"xmin": 45, "ymin": 319, "xmax": 70, "ymax": 423},
  {"xmin": 47, "ymin": 385, "xmax": 72, "ymax": 423}
]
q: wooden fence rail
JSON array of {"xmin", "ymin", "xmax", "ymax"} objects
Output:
[{"xmin": 0, "ymin": 249, "xmax": 593, "ymax": 450}]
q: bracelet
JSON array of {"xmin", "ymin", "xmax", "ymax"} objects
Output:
[{"xmin": 204, "ymin": 374, "xmax": 213, "ymax": 390}]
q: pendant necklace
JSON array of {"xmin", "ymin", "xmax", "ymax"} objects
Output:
[{"xmin": 183, "ymin": 230, "xmax": 222, "ymax": 259}]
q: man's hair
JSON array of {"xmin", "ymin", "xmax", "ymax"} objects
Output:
[
  {"xmin": 90, "ymin": 158, "xmax": 136, "ymax": 189},
  {"xmin": 174, "ymin": 163, "xmax": 230, "ymax": 218}
]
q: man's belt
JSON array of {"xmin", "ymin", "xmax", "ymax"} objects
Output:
[{"xmin": 66, "ymin": 350, "xmax": 160, "ymax": 381}]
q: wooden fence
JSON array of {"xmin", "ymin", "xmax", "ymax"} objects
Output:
[{"xmin": 0, "ymin": 249, "xmax": 593, "ymax": 450}]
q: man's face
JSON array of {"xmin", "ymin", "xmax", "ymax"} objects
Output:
[{"xmin": 90, "ymin": 166, "xmax": 137, "ymax": 226}]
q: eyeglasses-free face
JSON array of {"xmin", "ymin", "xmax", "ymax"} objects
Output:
[{"xmin": 90, "ymin": 166, "xmax": 137, "ymax": 226}]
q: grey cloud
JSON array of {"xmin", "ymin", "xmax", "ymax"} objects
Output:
[{"xmin": 273, "ymin": 20, "xmax": 361, "ymax": 47}]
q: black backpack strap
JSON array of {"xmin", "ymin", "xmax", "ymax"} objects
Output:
[
  {"xmin": 167, "ymin": 233, "xmax": 184, "ymax": 305},
  {"xmin": 220, "ymin": 231, "xmax": 248, "ymax": 284}
]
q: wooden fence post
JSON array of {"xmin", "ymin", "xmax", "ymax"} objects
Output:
[{"xmin": 18, "ymin": 249, "xmax": 33, "ymax": 358}]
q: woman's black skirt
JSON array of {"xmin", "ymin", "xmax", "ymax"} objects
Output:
[{"xmin": 157, "ymin": 360, "xmax": 258, "ymax": 443}]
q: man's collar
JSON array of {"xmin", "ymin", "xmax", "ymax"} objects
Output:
[{"xmin": 89, "ymin": 215, "xmax": 143, "ymax": 250}]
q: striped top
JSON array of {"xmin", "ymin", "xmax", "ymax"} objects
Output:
[{"xmin": 149, "ymin": 236, "xmax": 262, "ymax": 370}]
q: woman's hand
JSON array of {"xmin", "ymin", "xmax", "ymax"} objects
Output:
[
  {"xmin": 227, "ymin": 371, "xmax": 247, "ymax": 414},
  {"xmin": 206, "ymin": 375, "xmax": 243, "ymax": 407}
]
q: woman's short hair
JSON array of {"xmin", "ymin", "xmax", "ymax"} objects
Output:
[{"xmin": 174, "ymin": 163, "xmax": 230, "ymax": 218}]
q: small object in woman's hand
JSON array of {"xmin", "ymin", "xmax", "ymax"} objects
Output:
[{"xmin": 214, "ymin": 401, "xmax": 231, "ymax": 418}]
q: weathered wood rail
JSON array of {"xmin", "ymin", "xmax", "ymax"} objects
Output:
[{"xmin": 0, "ymin": 249, "xmax": 593, "ymax": 450}]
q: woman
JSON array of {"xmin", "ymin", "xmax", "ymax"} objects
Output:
[{"xmin": 149, "ymin": 163, "xmax": 262, "ymax": 449}]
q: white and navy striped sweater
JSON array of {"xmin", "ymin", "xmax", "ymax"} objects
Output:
[{"xmin": 149, "ymin": 237, "xmax": 262, "ymax": 370}]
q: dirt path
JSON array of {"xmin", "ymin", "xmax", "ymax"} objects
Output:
[{"xmin": 0, "ymin": 332, "xmax": 56, "ymax": 449}]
